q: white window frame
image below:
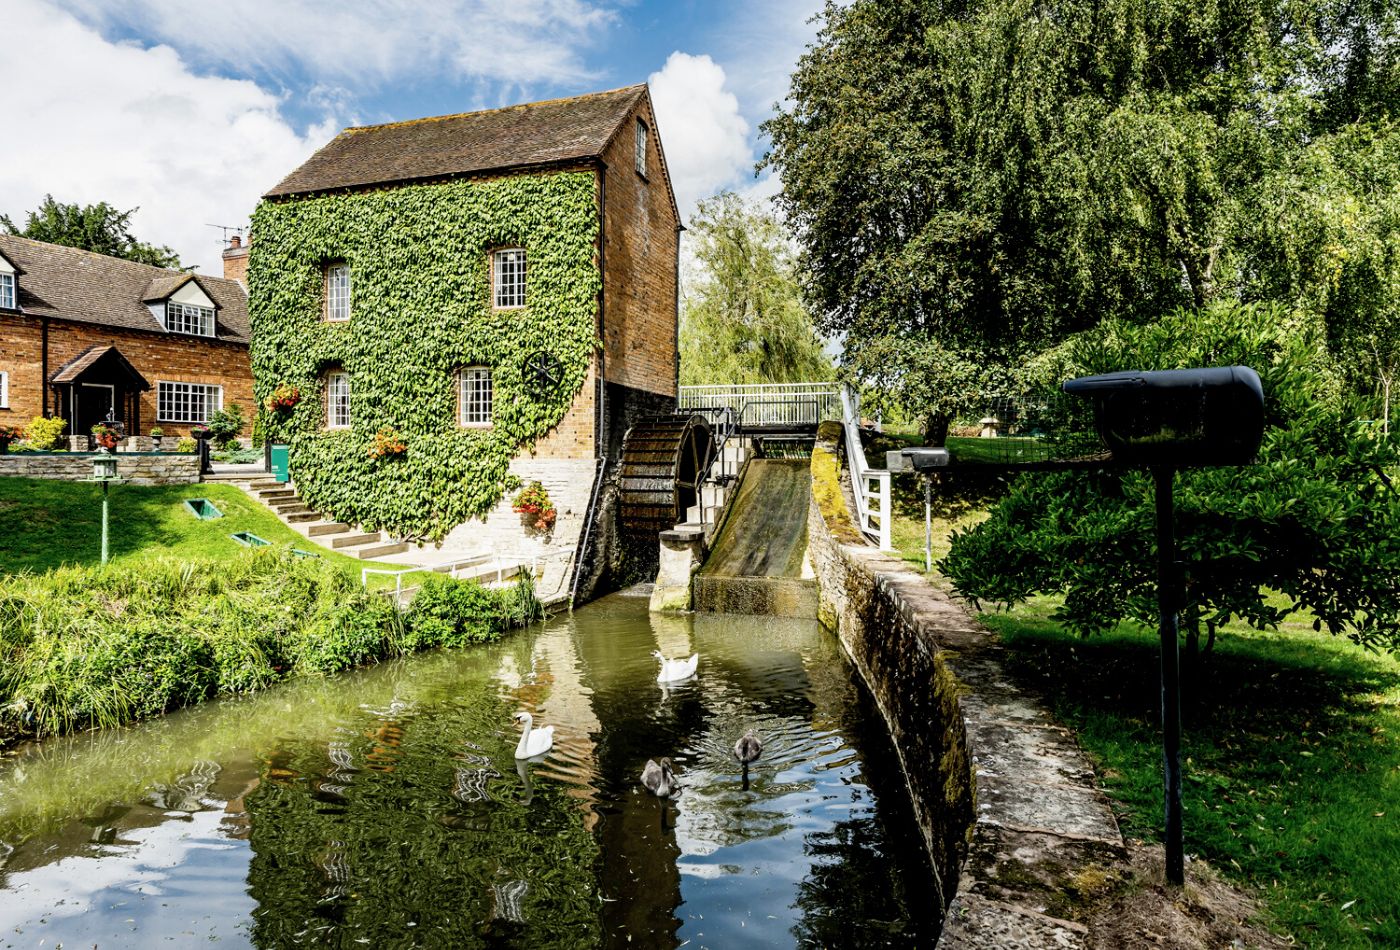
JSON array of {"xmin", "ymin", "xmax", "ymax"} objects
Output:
[
  {"xmin": 492, "ymin": 249, "xmax": 526, "ymax": 310},
  {"xmin": 0, "ymin": 371, "xmax": 9, "ymax": 409},
  {"xmin": 166, "ymin": 300, "xmax": 215, "ymax": 337},
  {"xmin": 326, "ymin": 371, "xmax": 351, "ymax": 429},
  {"xmin": 325, "ymin": 264, "xmax": 351, "ymax": 322},
  {"xmin": 459, "ymin": 366, "xmax": 493, "ymax": 427},
  {"xmin": 157, "ymin": 381, "xmax": 223, "ymax": 424},
  {"xmin": 0, "ymin": 273, "xmax": 14, "ymax": 310},
  {"xmin": 634, "ymin": 118, "xmax": 648, "ymax": 177}
]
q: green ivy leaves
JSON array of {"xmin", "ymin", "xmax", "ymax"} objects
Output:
[{"xmin": 248, "ymin": 172, "xmax": 600, "ymax": 540}]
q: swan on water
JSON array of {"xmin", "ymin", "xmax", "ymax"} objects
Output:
[
  {"xmin": 640, "ymin": 757, "xmax": 679, "ymax": 798},
  {"xmin": 513, "ymin": 712, "xmax": 554, "ymax": 759},
  {"xmin": 734, "ymin": 730, "xmax": 763, "ymax": 766},
  {"xmin": 651, "ymin": 651, "xmax": 699, "ymax": 683}
]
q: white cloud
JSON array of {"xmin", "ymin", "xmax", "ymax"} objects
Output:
[
  {"xmin": 54, "ymin": 0, "xmax": 614, "ymax": 89},
  {"xmin": 1, "ymin": 0, "xmax": 339, "ymax": 273},
  {"xmin": 648, "ymin": 52, "xmax": 752, "ymax": 224}
]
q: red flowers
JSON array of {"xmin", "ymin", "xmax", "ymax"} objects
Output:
[{"xmin": 512, "ymin": 480, "xmax": 557, "ymax": 531}]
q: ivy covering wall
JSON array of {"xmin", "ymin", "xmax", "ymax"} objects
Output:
[{"xmin": 248, "ymin": 172, "xmax": 600, "ymax": 540}]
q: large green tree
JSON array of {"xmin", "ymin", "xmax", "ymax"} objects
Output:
[
  {"xmin": 680, "ymin": 192, "xmax": 832, "ymax": 386},
  {"xmin": 763, "ymin": 0, "xmax": 1400, "ymax": 407},
  {"xmin": 1, "ymin": 194, "xmax": 182, "ymax": 269}
]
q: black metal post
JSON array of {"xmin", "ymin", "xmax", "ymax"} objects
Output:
[{"xmin": 1154, "ymin": 466, "xmax": 1185, "ymax": 885}]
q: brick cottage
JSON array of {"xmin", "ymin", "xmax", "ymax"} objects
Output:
[{"xmin": 0, "ymin": 235, "xmax": 252, "ymax": 442}]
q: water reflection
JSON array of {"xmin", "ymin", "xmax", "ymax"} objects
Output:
[{"xmin": 0, "ymin": 589, "xmax": 937, "ymax": 948}]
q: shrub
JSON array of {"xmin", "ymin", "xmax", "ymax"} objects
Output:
[
  {"xmin": 175, "ymin": 437, "xmax": 197, "ymax": 453},
  {"xmin": 23, "ymin": 416, "xmax": 66, "ymax": 451},
  {"xmin": 407, "ymin": 573, "xmax": 542, "ymax": 650},
  {"xmin": 207, "ymin": 403, "xmax": 247, "ymax": 448}
]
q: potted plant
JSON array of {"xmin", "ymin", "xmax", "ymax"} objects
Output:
[
  {"xmin": 150, "ymin": 426, "xmax": 165, "ymax": 450},
  {"xmin": 0, "ymin": 423, "xmax": 22, "ymax": 455},
  {"xmin": 512, "ymin": 480, "xmax": 557, "ymax": 532},
  {"xmin": 190, "ymin": 423, "xmax": 212, "ymax": 441},
  {"xmin": 91, "ymin": 423, "xmax": 121, "ymax": 452},
  {"xmin": 265, "ymin": 383, "xmax": 302, "ymax": 413},
  {"xmin": 368, "ymin": 426, "xmax": 407, "ymax": 460}
]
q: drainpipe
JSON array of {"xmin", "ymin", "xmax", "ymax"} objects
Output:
[
  {"xmin": 570, "ymin": 160, "xmax": 609, "ymax": 607},
  {"xmin": 674, "ymin": 222, "xmax": 684, "ymax": 411},
  {"xmin": 41, "ymin": 315, "xmax": 49, "ymax": 416}
]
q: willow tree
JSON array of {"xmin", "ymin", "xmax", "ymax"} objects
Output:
[
  {"xmin": 680, "ymin": 192, "xmax": 832, "ymax": 386},
  {"xmin": 762, "ymin": 0, "xmax": 1400, "ymax": 412}
]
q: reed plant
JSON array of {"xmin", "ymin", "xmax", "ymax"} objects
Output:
[{"xmin": 0, "ymin": 550, "xmax": 540, "ymax": 740}]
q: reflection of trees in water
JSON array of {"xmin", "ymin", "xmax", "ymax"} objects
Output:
[
  {"xmin": 244, "ymin": 679, "xmax": 601, "ymax": 949},
  {"xmin": 146, "ymin": 759, "xmax": 221, "ymax": 812}
]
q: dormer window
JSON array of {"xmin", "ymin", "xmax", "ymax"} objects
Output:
[
  {"xmin": 634, "ymin": 119, "xmax": 648, "ymax": 177},
  {"xmin": 492, "ymin": 249, "xmax": 526, "ymax": 309},
  {"xmin": 325, "ymin": 263, "xmax": 351, "ymax": 322},
  {"xmin": 0, "ymin": 273, "xmax": 13, "ymax": 310},
  {"xmin": 167, "ymin": 301, "xmax": 214, "ymax": 336}
]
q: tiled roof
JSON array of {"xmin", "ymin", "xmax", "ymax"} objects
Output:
[
  {"xmin": 142, "ymin": 274, "xmax": 192, "ymax": 303},
  {"xmin": 264, "ymin": 85, "xmax": 647, "ymax": 198},
  {"xmin": 0, "ymin": 235, "xmax": 249, "ymax": 344},
  {"xmin": 50, "ymin": 344, "xmax": 151, "ymax": 389}
]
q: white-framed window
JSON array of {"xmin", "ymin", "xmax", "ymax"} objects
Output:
[
  {"xmin": 634, "ymin": 118, "xmax": 648, "ymax": 177},
  {"xmin": 166, "ymin": 301, "xmax": 215, "ymax": 337},
  {"xmin": 0, "ymin": 371, "xmax": 8, "ymax": 409},
  {"xmin": 326, "ymin": 371, "xmax": 351, "ymax": 429},
  {"xmin": 325, "ymin": 263, "xmax": 351, "ymax": 322},
  {"xmin": 157, "ymin": 381, "xmax": 222, "ymax": 423},
  {"xmin": 460, "ymin": 366, "xmax": 492, "ymax": 426},
  {"xmin": 0, "ymin": 273, "xmax": 14, "ymax": 310},
  {"xmin": 492, "ymin": 249, "xmax": 526, "ymax": 309}
]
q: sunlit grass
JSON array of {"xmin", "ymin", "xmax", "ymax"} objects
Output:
[{"xmin": 892, "ymin": 508, "xmax": 1400, "ymax": 947}]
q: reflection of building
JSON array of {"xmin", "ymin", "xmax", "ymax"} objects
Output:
[{"xmin": 0, "ymin": 235, "xmax": 252, "ymax": 439}]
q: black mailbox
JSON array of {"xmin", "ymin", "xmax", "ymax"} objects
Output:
[{"xmin": 1062, "ymin": 366, "xmax": 1264, "ymax": 467}]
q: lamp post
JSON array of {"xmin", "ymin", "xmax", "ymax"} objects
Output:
[{"xmin": 90, "ymin": 451, "xmax": 121, "ymax": 564}]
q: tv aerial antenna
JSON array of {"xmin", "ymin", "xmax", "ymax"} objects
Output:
[{"xmin": 207, "ymin": 223, "xmax": 247, "ymax": 246}]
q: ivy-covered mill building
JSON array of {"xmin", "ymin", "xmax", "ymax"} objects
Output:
[{"xmin": 249, "ymin": 85, "xmax": 680, "ymax": 601}]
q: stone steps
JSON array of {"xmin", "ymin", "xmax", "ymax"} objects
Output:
[
  {"xmin": 331, "ymin": 531, "xmax": 382, "ymax": 549},
  {"xmin": 355, "ymin": 541, "xmax": 410, "ymax": 559},
  {"xmin": 302, "ymin": 521, "xmax": 351, "ymax": 537}
]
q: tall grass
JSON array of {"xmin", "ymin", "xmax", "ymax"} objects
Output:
[{"xmin": 0, "ymin": 550, "xmax": 540, "ymax": 740}]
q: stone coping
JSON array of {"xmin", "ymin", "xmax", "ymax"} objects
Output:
[
  {"xmin": 2, "ymin": 451, "xmax": 195, "ymax": 457},
  {"xmin": 806, "ymin": 422, "xmax": 1127, "ymax": 948}
]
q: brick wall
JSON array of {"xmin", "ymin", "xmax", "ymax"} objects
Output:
[
  {"xmin": 528, "ymin": 357, "xmax": 597, "ymax": 459},
  {"xmin": 600, "ymin": 95, "xmax": 680, "ymax": 398},
  {"xmin": 222, "ymin": 239, "xmax": 249, "ymax": 285},
  {"xmin": 0, "ymin": 451, "xmax": 200, "ymax": 485},
  {"xmin": 0, "ymin": 311, "xmax": 253, "ymax": 439}
]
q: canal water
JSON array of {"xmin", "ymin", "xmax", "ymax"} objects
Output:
[{"xmin": 0, "ymin": 589, "xmax": 938, "ymax": 948}]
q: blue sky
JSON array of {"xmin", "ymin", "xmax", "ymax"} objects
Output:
[{"xmin": 2, "ymin": 0, "xmax": 823, "ymax": 272}]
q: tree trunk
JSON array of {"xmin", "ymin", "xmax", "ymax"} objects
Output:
[{"xmin": 923, "ymin": 413, "xmax": 951, "ymax": 447}]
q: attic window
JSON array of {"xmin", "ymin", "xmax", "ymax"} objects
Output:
[
  {"xmin": 634, "ymin": 119, "xmax": 648, "ymax": 177},
  {"xmin": 167, "ymin": 301, "xmax": 215, "ymax": 337},
  {"xmin": 325, "ymin": 263, "xmax": 351, "ymax": 322},
  {"xmin": 493, "ymin": 249, "xmax": 526, "ymax": 309},
  {"xmin": 0, "ymin": 273, "xmax": 14, "ymax": 310}
]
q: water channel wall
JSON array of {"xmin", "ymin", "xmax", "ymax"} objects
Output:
[
  {"xmin": 0, "ymin": 452, "xmax": 200, "ymax": 485},
  {"xmin": 807, "ymin": 422, "xmax": 1128, "ymax": 948}
]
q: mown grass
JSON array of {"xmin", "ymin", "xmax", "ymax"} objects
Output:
[
  {"xmin": 890, "ymin": 508, "xmax": 1400, "ymax": 947},
  {"xmin": 0, "ymin": 477, "xmax": 425, "ymax": 589}
]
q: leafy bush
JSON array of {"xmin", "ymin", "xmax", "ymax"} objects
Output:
[
  {"xmin": 407, "ymin": 573, "xmax": 542, "ymax": 650},
  {"xmin": 175, "ymin": 437, "xmax": 197, "ymax": 453},
  {"xmin": 944, "ymin": 302, "xmax": 1400, "ymax": 653},
  {"xmin": 207, "ymin": 402, "xmax": 247, "ymax": 448},
  {"xmin": 23, "ymin": 416, "xmax": 66, "ymax": 451}
]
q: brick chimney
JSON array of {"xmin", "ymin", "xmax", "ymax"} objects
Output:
[{"xmin": 222, "ymin": 233, "xmax": 249, "ymax": 286}]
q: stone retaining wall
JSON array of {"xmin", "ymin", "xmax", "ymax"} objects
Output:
[
  {"xmin": 0, "ymin": 452, "xmax": 200, "ymax": 485},
  {"xmin": 807, "ymin": 422, "xmax": 1126, "ymax": 947}
]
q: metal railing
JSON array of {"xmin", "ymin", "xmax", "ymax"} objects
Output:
[
  {"xmin": 840, "ymin": 385, "xmax": 893, "ymax": 551},
  {"xmin": 362, "ymin": 552, "xmax": 540, "ymax": 602},
  {"xmin": 679, "ymin": 382, "xmax": 840, "ymax": 429}
]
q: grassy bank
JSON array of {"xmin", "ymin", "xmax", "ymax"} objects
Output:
[
  {"xmin": 888, "ymin": 507, "xmax": 1400, "ymax": 947},
  {"xmin": 0, "ymin": 477, "xmax": 413, "ymax": 580},
  {"xmin": 0, "ymin": 550, "xmax": 541, "ymax": 743}
]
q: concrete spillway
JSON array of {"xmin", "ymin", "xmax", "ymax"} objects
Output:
[{"xmin": 692, "ymin": 458, "xmax": 819, "ymax": 617}]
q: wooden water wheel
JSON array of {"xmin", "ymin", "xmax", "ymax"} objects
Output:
[{"xmin": 618, "ymin": 415, "xmax": 715, "ymax": 536}]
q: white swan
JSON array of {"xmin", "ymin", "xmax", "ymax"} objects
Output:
[
  {"xmin": 652, "ymin": 650, "xmax": 699, "ymax": 683},
  {"xmin": 513, "ymin": 712, "xmax": 554, "ymax": 759},
  {"xmin": 640, "ymin": 757, "xmax": 679, "ymax": 798}
]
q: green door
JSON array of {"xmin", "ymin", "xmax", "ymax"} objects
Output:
[{"xmin": 270, "ymin": 444, "xmax": 290, "ymax": 483}]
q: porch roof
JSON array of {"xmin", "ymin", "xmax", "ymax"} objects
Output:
[{"xmin": 50, "ymin": 344, "xmax": 151, "ymax": 391}]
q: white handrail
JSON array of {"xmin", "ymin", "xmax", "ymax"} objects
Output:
[
  {"xmin": 840, "ymin": 385, "xmax": 893, "ymax": 551},
  {"xmin": 679, "ymin": 382, "xmax": 841, "ymax": 428}
]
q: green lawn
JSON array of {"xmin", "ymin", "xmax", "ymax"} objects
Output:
[
  {"xmin": 891, "ymin": 510, "xmax": 1400, "ymax": 947},
  {"xmin": 0, "ymin": 477, "xmax": 425, "ymax": 587}
]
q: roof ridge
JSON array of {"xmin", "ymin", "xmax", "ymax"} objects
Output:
[{"xmin": 342, "ymin": 84, "xmax": 646, "ymax": 136}]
